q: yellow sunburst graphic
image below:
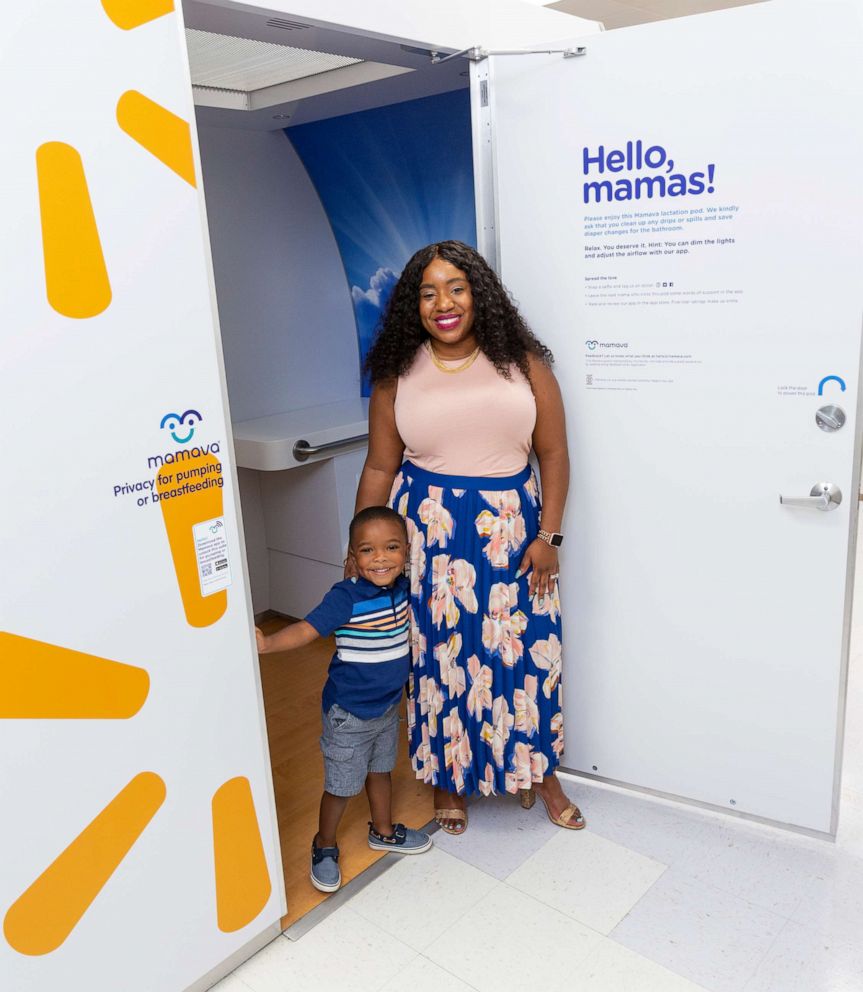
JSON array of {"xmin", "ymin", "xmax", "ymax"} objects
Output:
[
  {"xmin": 0, "ymin": 633, "xmax": 149, "ymax": 719},
  {"xmin": 5, "ymin": 0, "xmax": 273, "ymax": 957},
  {"xmin": 117, "ymin": 90, "xmax": 197, "ymax": 186},
  {"xmin": 36, "ymin": 142, "xmax": 112, "ymax": 319},
  {"xmin": 101, "ymin": 0, "xmax": 174, "ymax": 30},
  {"xmin": 4, "ymin": 773, "xmax": 167, "ymax": 956}
]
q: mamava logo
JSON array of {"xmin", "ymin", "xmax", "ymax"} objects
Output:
[
  {"xmin": 149, "ymin": 408, "xmax": 220, "ymax": 470},
  {"xmin": 160, "ymin": 409, "xmax": 202, "ymax": 445},
  {"xmin": 585, "ymin": 340, "xmax": 598, "ymax": 351}
]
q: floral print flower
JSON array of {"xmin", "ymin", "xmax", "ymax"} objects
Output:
[
  {"xmin": 467, "ymin": 653, "xmax": 493, "ymax": 720},
  {"xmin": 429, "ymin": 554, "xmax": 478, "ymax": 629},
  {"xmin": 532, "ymin": 748, "xmax": 549, "ymax": 781},
  {"xmin": 475, "ymin": 490, "xmax": 527, "ymax": 567},
  {"xmin": 481, "ymin": 695, "xmax": 514, "ymax": 769},
  {"xmin": 512, "ymin": 741, "xmax": 533, "ymax": 789},
  {"xmin": 419, "ymin": 674, "xmax": 444, "ymax": 737},
  {"xmin": 523, "ymin": 473, "xmax": 539, "ymax": 506},
  {"xmin": 406, "ymin": 673, "xmax": 416, "ymax": 734},
  {"xmin": 551, "ymin": 711, "xmax": 565, "ymax": 758},
  {"xmin": 397, "ymin": 490, "xmax": 409, "ymax": 518},
  {"xmin": 513, "ymin": 674, "xmax": 539, "ymax": 738},
  {"xmin": 436, "ymin": 633, "xmax": 465, "ymax": 698},
  {"xmin": 511, "ymin": 742, "xmax": 549, "ymax": 789},
  {"xmin": 531, "ymin": 579, "xmax": 561, "ymax": 623},
  {"xmin": 443, "ymin": 710, "xmax": 472, "ymax": 793},
  {"xmin": 406, "ymin": 518, "xmax": 426, "ymax": 598},
  {"xmin": 414, "ymin": 723, "xmax": 439, "ymax": 784},
  {"xmin": 388, "ymin": 471, "xmax": 404, "ymax": 505},
  {"xmin": 419, "ymin": 486, "xmax": 454, "ymax": 548},
  {"xmin": 478, "ymin": 761, "xmax": 496, "ymax": 797},
  {"xmin": 482, "ymin": 582, "xmax": 528, "ymax": 667},
  {"xmin": 409, "ymin": 605, "xmax": 426, "ymax": 669},
  {"xmin": 529, "ymin": 633, "xmax": 562, "ymax": 699}
]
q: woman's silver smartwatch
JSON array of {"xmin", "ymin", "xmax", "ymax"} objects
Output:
[{"xmin": 538, "ymin": 529, "xmax": 564, "ymax": 548}]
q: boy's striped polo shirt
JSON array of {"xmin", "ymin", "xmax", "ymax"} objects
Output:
[{"xmin": 306, "ymin": 575, "xmax": 410, "ymax": 719}]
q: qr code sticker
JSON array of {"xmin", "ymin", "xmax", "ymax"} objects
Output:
[{"xmin": 201, "ymin": 562, "xmax": 213, "ymax": 577}]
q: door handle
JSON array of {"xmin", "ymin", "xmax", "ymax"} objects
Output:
[{"xmin": 779, "ymin": 482, "xmax": 842, "ymax": 511}]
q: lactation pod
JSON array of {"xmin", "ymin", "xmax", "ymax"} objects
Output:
[{"xmin": 4, "ymin": 1, "xmax": 606, "ymax": 989}]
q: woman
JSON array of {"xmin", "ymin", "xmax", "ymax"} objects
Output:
[{"xmin": 354, "ymin": 241, "xmax": 583, "ymax": 834}]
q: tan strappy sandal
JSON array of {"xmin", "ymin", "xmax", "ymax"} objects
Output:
[
  {"xmin": 434, "ymin": 807, "xmax": 468, "ymax": 835},
  {"xmin": 520, "ymin": 788, "xmax": 586, "ymax": 830}
]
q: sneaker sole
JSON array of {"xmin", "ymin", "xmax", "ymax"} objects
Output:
[
  {"xmin": 309, "ymin": 871, "xmax": 341, "ymax": 893},
  {"xmin": 367, "ymin": 835, "xmax": 433, "ymax": 855}
]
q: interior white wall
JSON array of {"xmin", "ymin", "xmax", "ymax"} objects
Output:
[
  {"xmin": 196, "ymin": 123, "xmax": 360, "ymax": 423},
  {"xmin": 237, "ymin": 467, "xmax": 270, "ymax": 614},
  {"xmin": 197, "ymin": 124, "xmax": 362, "ymax": 613}
]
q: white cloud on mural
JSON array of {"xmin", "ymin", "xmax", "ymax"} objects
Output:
[{"xmin": 351, "ymin": 266, "xmax": 398, "ymax": 308}]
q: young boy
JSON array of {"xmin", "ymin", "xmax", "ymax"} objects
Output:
[{"xmin": 255, "ymin": 505, "xmax": 431, "ymax": 892}]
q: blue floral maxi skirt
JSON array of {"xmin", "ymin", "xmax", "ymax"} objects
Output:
[{"xmin": 389, "ymin": 461, "xmax": 564, "ymax": 798}]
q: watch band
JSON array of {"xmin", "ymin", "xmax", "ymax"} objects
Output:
[{"xmin": 538, "ymin": 529, "xmax": 563, "ymax": 548}]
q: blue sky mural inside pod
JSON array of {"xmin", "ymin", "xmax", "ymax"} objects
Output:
[{"xmin": 288, "ymin": 89, "xmax": 476, "ymax": 394}]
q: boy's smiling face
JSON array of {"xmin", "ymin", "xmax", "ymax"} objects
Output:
[{"xmin": 350, "ymin": 518, "xmax": 407, "ymax": 587}]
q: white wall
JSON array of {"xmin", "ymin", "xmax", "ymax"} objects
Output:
[
  {"xmin": 237, "ymin": 468, "xmax": 270, "ymax": 615},
  {"xmin": 197, "ymin": 124, "xmax": 363, "ymax": 614},
  {"xmin": 196, "ymin": 124, "xmax": 360, "ymax": 423}
]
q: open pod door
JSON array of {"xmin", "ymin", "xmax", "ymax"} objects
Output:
[{"xmin": 473, "ymin": 0, "xmax": 863, "ymax": 834}]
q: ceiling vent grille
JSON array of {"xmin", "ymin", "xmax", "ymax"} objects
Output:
[
  {"xmin": 265, "ymin": 18, "xmax": 311, "ymax": 31},
  {"xmin": 185, "ymin": 29, "xmax": 362, "ymax": 92}
]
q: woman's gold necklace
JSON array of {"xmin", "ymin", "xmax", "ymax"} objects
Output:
[{"xmin": 425, "ymin": 339, "xmax": 481, "ymax": 374}]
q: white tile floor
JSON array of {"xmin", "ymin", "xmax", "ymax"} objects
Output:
[{"xmin": 214, "ymin": 546, "xmax": 863, "ymax": 992}]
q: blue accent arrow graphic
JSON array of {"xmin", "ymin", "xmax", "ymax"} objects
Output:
[{"xmin": 818, "ymin": 375, "xmax": 846, "ymax": 395}]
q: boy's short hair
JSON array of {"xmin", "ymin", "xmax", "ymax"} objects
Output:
[{"xmin": 349, "ymin": 506, "xmax": 408, "ymax": 547}]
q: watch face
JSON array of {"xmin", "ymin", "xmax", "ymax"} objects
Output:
[{"xmin": 551, "ymin": 533, "xmax": 563, "ymax": 547}]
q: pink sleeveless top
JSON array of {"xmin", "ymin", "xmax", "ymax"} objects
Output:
[{"xmin": 394, "ymin": 345, "xmax": 536, "ymax": 477}]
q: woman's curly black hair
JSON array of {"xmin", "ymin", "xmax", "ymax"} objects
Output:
[{"xmin": 363, "ymin": 240, "xmax": 553, "ymax": 384}]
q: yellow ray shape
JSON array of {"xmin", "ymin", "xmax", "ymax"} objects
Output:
[
  {"xmin": 36, "ymin": 143, "xmax": 112, "ymax": 319},
  {"xmin": 212, "ymin": 777, "xmax": 272, "ymax": 932},
  {"xmin": 116, "ymin": 91, "xmax": 196, "ymax": 187},
  {"xmin": 156, "ymin": 452, "xmax": 227, "ymax": 627},
  {"xmin": 101, "ymin": 0, "xmax": 174, "ymax": 30},
  {"xmin": 0, "ymin": 633, "xmax": 149, "ymax": 719},
  {"xmin": 4, "ymin": 772, "xmax": 166, "ymax": 956}
]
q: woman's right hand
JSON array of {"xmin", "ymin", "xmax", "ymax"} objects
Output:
[
  {"xmin": 343, "ymin": 555, "xmax": 358, "ymax": 579},
  {"xmin": 254, "ymin": 627, "xmax": 269, "ymax": 654}
]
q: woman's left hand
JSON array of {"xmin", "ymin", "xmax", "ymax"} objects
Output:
[{"xmin": 517, "ymin": 538, "xmax": 559, "ymax": 602}]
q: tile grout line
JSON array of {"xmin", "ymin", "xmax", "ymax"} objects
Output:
[
  {"xmin": 416, "ymin": 952, "xmax": 484, "ymax": 992},
  {"xmin": 737, "ymin": 913, "xmax": 795, "ymax": 992}
]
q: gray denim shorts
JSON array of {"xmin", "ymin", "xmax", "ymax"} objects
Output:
[{"xmin": 320, "ymin": 701, "xmax": 401, "ymax": 797}]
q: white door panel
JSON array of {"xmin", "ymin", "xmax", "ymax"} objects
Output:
[{"xmin": 480, "ymin": 0, "xmax": 863, "ymax": 831}]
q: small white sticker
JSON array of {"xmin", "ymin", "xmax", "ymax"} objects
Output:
[{"xmin": 193, "ymin": 517, "xmax": 232, "ymax": 596}]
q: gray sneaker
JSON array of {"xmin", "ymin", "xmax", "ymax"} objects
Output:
[
  {"xmin": 310, "ymin": 839, "xmax": 341, "ymax": 892},
  {"xmin": 368, "ymin": 822, "xmax": 433, "ymax": 854}
]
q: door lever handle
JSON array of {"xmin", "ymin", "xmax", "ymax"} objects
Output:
[{"xmin": 779, "ymin": 482, "xmax": 842, "ymax": 511}]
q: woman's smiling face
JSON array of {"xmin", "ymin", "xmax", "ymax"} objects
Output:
[{"xmin": 418, "ymin": 258, "xmax": 476, "ymax": 356}]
